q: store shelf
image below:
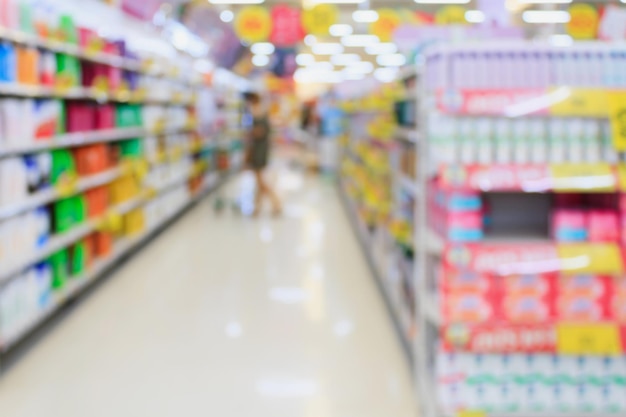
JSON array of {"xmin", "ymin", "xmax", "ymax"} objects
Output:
[
  {"xmin": 0, "ymin": 167, "xmax": 123, "ymax": 221},
  {"xmin": 0, "ymin": 83, "xmax": 194, "ymax": 105},
  {"xmin": 0, "ymin": 193, "xmax": 143, "ymax": 285},
  {"xmin": 0, "ymin": 28, "xmax": 196, "ymax": 85},
  {"xmin": 0, "ymin": 174, "xmax": 226, "ymax": 352},
  {"xmin": 0, "ymin": 127, "xmax": 145, "ymax": 157},
  {"xmin": 338, "ymin": 179, "xmax": 414, "ymax": 362}
]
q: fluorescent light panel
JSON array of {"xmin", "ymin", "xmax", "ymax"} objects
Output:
[
  {"xmin": 331, "ymin": 53, "xmax": 361, "ymax": 66},
  {"xmin": 312, "ymin": 42, "xmax": 344, "ymax": 55},
  {"xmin": 353, "ymin": 10, "xmax": 379, "ymax": 23},
  {"xmin": 365, "ymin": 43, "xmax": 398, "ymax": 55},
  {"xmin": 209, "ymin": 0, "xmax": 264, "ymax": 4},
  {"xmin": 252, "ymin": 55, "xmax": 270, "ymax": 66},
  {"xmin": 296, "ymin": 53, "xmax": 315, "ymax": 66},
  {"xmin": 377, "ymin": 54, "xmax": 406, "ymax": 67},
  {"xmin": 341, "ymin": 34, "xmax": 379, "ymax": 47},
  {"xmin": 522, "ymin": 10, "xmax": 571, "ymax": 23},
  {"xmin": 329, "ymin": 24, "xmax": 353, "ymax": 37},
  {"xmin": 251, "ymin": 43, "xmax": 275, "ymax": 55}
]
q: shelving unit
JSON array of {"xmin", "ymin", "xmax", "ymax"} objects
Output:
[
  {"xmin": 413, "ymin": 42, "xmax": 626, "ymax": 417},
  {"xmin": 0, "ymin": 2, "xmax": 247, "ymax": 359}
]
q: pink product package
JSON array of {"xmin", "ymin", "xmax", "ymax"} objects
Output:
[
  {"xmin": 431, "ymin": 204, "xmax": 484, "ymax": 241},
  {"xmin": 588, "ymin": 210, "xmax": 620, "ymax": 242},
  {"xmin": 66, "ymin": 103, "xmax": 96, "ymax": 133},
  {"xmin": 95, "ymin": 105, "xmax": 115, "ymax": 130},
  {"xmin": 552, "ymin": 209, "xmax": 587, "ymax": 242}
]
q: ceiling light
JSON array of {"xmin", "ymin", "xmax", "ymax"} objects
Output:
[
  {"xmin": 414, "ymin": 0, "xmax": 469, "ymax": 3},
  {"xmin": 304, "ymin": 35, "xmax": 317, "ymax": 46},
  {"xmin": 251, "ymin": 42, "xmax": 275, "ymax": 55},
  {"xmin": 465, "ymin": 10, "xmax": 485, "ymax": 23},
  {"xmin": 308, "ymin": 0, "xmax": 365, "ymax": 3},
  {"xmin": 312, "ymin": 43, "xmax": 344, "ymax": 55},
  {"xmin": 220, "ymin": 10, "xmax": 234, "ymax": 22},
  {"xmin": 353, "ymin": 10, "xmax": 379, "ymax": 23},
  {"xmin": 252, "ymin": 55, "xmax": 270, "ymax": 67},
  {"xmin": 518, "ymin": 0, "xmax": 572, "ymax": 3},
  {"xmin": 522, "ymin": 10, "xmax": 571, "ymax": 23},
  {"xmin": 210, "ymin": 0, "xmax": 264, "ymax": 3},
  {"xmin": 374, "ymin": 67, "xmax": 398, "ymax": 83},
  {"xmin": 329, "ymin": 24, "xmax": 353, "ymax": 37},
  {"xmin": 342, "ymin": 72, "xmax": 365, "ymax": 81},
  {"xmin": 365, "ymin": 43, "xmax": 397, "ymax": 55},
  {"xmin": 310, "ymin": 61, "xmax": 334, "ymax": 71},
  {"xmin": 331, "ymin": 53, "xmax": 361, "ymax": 66},
  {"xmin": 365, "ymin": 43, "xmax": 398, "ymax": 55},
  {"xmin": 341, "ymin": 34, "xmax": 379, "ymax": 47},
  {"xmin": 344, "ymin": 61, "xmax": 374, "ymax": 74},
  {"xmin": 377, "ymin": 54, "xmax": 406, "ymax": 67},
  {"xmin": 296, "ymin": 53, "xmax": 315, "ymax": 66},
  {"xmin": 550, "ymin": 34, "xmax": 574, "ymax": 47}
]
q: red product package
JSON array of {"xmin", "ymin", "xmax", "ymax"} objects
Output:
[
  {"xmin": 609, "ymin": 276, "xmax": 626, "ymax": 323},
  {"xmin": 441, "ymin": 268, "xmax": 497, "ymax": 324},
  {"xmin": 95, "ymin": 105, "xmax": 115, "ymax": 130},
  {"xmin": 557, "ymin": 275, "xmax": 610, "ymax": 322},
  {"xmin": 66, "ymin": 102, "xmax": 96, "ymax": 133},
  {"xmin": 499, "ymin": 273, "xmax": 556, "ymax": 324}
]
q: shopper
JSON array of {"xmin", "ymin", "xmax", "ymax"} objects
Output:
[{"xmin": 244, "ymin": 92, "xmax": 282, "ymax": 217}]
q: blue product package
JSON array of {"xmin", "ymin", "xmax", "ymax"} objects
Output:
[{"xmin": 5, "ymin": 42, "xmax": 16, "ymax": 82}]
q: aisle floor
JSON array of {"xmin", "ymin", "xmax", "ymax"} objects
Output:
[{"xmin": 0, "ymin": 162, "xmax": 418, "ymax": 417}]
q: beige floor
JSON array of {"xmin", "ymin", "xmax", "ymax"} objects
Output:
[{"xmin": 0, "ymin": 163, "xmax": 418, "ymax": 417}]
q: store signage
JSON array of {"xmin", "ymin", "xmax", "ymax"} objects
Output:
[
  {"xmin": 121, "ymin": 0, "xmax": 161, "ymax": 20},
  {"xmin": 442, "ymin": 323, "xmax": 558, "ymax": 353},
  {"xmin": 270, "ymin": 5, "xmax": 303, "ymax": 47},
  {"xmin": 370, "ymin": 8, "xmax": 401, "ymax": 43},
  {"xmin": 549, "ymin": 163, "xmax": 617, "ymax": 193},
  {"xmin": 302, "ymin": 4, "xmax": 338, "ymax": 36},
  {"xmin": 436, "ymin": 89, "xmax": 550, "ymax": 116},
  {"xmin": 557, "ymin": 323, "xmax": 623, "ymax": 355},
  {"xmin": 445, "ymin": 245, "xmax": 560, "ymax": 276},
  {"xmin": 557, "ymin": 243, "xmax": 624, "ymax": 275},
  {"xmin": 549, "ymin": 87, "xmax": 608, "ymax": 118},
  {"xmin": 567, "ymin": 3, "xmax": 599, "ymax": 40},
  {"xmin": 435, "ymin": 5, "xmax": 468, "ymax": 25},
  {"xmin": 235, "ymin": 6, "xmax": 272, "ymax": 44},
  {"xmin": 440, "ymin": 165, "xmax": 551, "ymax": 192},
  {"xmin": 607, "ymin": 91, "xmax": 626, "ymax": 151}
]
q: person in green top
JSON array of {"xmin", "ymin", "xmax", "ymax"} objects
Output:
[{"xmin": 244, "ymin": 92, "xmax": 282, "ymax": 217}]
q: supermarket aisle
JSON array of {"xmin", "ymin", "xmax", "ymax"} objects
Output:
[{"xmin": 0, "ymin": 161, "xmax": 417, "ymax": 417}]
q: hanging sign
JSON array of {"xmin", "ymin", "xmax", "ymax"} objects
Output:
[
  {"xmin": 567, "ymin": 3, "xmax": 599, "ymax": 40},
  {"xmin": 235, "ymin": 6, "xmax": 272, "ymax": 44},
  {"xmin": 302, "ymin": 4, "xmax": 338, "ymax": 36},
  {"xmin": 270, "ymin": 5, "xmax": 304, "ymax": 47},
  {"xmin": 435, "ymin": 5, "xmax": 468, "ymax": 25},
  {"xmin": 370, "ymin": 8, "xmax": 401, "ymax": 42}
]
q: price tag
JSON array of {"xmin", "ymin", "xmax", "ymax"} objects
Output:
[
  {"xmin": 557, "ymin": 323, "xmax": 622, "ymax": 356},
  {"xmin": 152, "ymin": 119, "xmax": 167, "ymax": 135},
  {"xmin": 550, "ymin": 163, "xmax": 617, "ymax": 192},
  {"xmin": 607, "ymin": 91, "xmax": 626, "ymax": 152},
  {"xmin": 549, "ymin": 88, "xmax": 608, "ymax": 118},
  {"xmin": 458, "ymin": 411, "xmax": 486, "ymax": 417},
  {"xmin": 557, "ymin": 243, "xmax": 624, "ymax": 275},
  {"xmin": 55, "ymin": 174, "xmax": 79, "ymax": 197},
  {"xmin": 85, "ymin": 38, "xmax": 105, "ymax": 57},
  {"xmin": 54, "ymin": 73, "xmax": 74, "ymax": 95},
  {"xmin": 92, "ymin": 76, "xmax": 109, "ymax": 95}
]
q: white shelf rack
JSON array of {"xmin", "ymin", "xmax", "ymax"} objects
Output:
[{"xmin": 0, "ymin": 173, "xmax": 226, "ymax": 352}]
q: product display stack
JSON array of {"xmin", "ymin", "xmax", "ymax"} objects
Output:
[
  {"xmin": 339, "ymin": 82, "xmax": 419, "ymax": 355},
  {"xmin": 416, "ymin": 42, "xmax": 626, "ymax": 417},
  {"xmin": 0, "ymin": 2, "xmax": 243, "ymax": 356}
]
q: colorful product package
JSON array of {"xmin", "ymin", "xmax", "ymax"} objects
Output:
[{"xmin": 552, "ymin": 209, "xmax": 587, "ymax": 242}]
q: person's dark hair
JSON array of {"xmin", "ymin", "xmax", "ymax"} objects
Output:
[{"xmin": 243, "ymin": 91, "xmax": 261, "ymax": 104}]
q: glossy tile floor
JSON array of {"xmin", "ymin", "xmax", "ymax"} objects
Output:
[{"xmin": 0, "ymin": 161, "xmax": 418, "ymax": 417}]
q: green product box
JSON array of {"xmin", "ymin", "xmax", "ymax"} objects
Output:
[
  {"xmin": 49, "ymin": 249, "xmax": 69, "ymax": 290},
  {"xmin": 57, "ymin": 100, "xmax": 66, "ymax": 134},
  {"xmin": 118, "ymin": 139, "xmax": 143, "ymax": 158},
  {"xmin": 58, "ymin": 15, "xmax": 78, "ymax": 45},
  {"xmin": 51, "ymin": 149, "xmax": 76, "ymax": 184},
  {"xmin": 53, "ymin": 197, "xmax": 76, "ymax": 233},
  {"xmin": 19, "ymin": 2, "xmax": 34, "ymax": 34},
  {"xmin": 56, "ymin": 54, "xmax": 81, "ymax": 86},
  {"xmin": 115, "ymin": 104, "xmax": 142, "ymax": 128},
  {"xmin": 70, "ymin": 242, "xmax": 88, "ymax": 276}
]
